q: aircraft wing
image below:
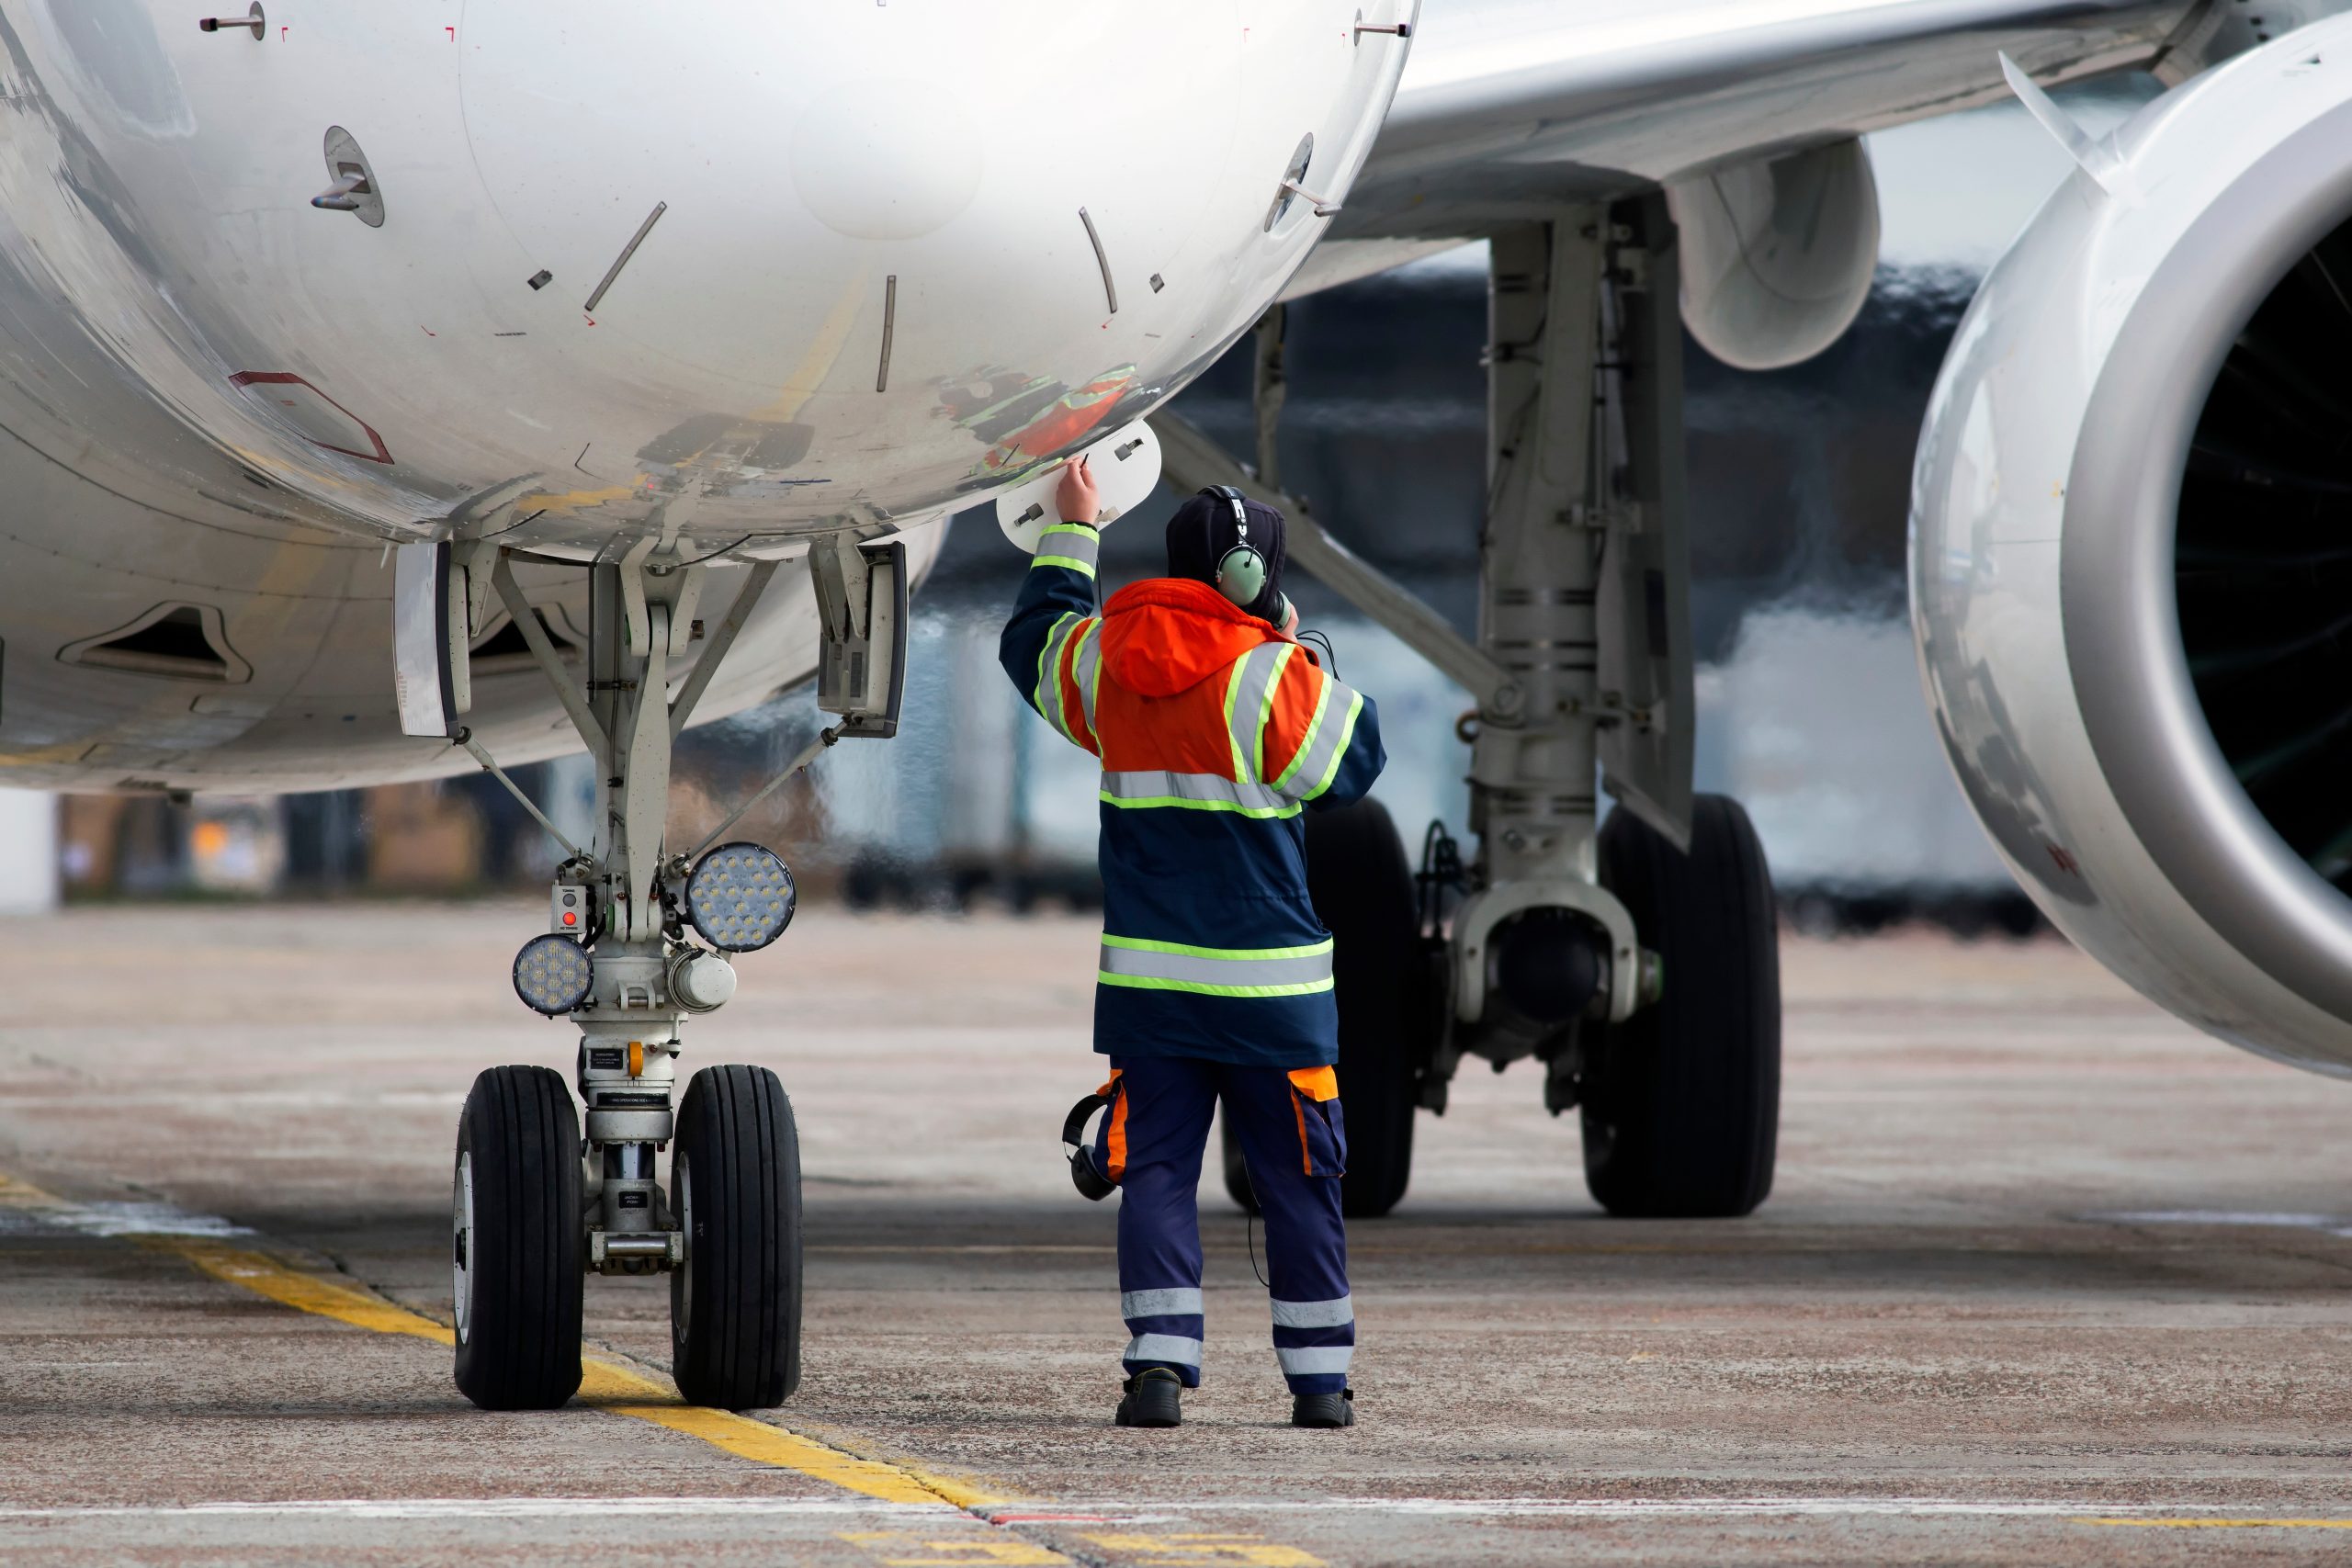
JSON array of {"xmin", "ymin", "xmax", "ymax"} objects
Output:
[{"xmin": 1331, "ymin": 0, "xmax": 2203, "ymax": 243}]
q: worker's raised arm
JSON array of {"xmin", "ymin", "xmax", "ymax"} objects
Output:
[{"xmin": 999, "ymin": 457, "xmax": 1105, "ymax": 756}]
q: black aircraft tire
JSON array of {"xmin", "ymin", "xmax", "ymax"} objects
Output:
[
  {"xmin": 1220, "ymin": 797, "xmax": 1426, "ymax": 1218},
  {"xmin": 1317, "ymin": 797, "xmax": 1427, "ymax": 1218},
  {"xmin": 452, "ymin": 1066, "xmax": 585, "ymax": 1411},
  {"xmin": 671, "ymin": 1065, "xmax": 803, "ymax": 1409},
  {"xmin": 1584, "ymin": 795, "xmax": 1781, "ymax": 1218}
]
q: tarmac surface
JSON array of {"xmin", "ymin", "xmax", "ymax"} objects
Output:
[{"xmin": 3, "ymin": 902, "xmax": 2351, "ymax": 1565}]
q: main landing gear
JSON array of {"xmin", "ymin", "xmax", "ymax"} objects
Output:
[
  {"xmin": 412, "ymin": 533, "xmax": 906, "ymax": 1410},
  {"xmin": 1169, "ymin": 197, "xmax": 1781, "ymax": 1222}
]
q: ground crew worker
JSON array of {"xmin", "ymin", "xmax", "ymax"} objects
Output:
[{"xmin": 1000, "ymin": 456, "xmax": 1385, "ymax": 1430}]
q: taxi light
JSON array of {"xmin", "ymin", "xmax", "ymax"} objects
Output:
[
  {"xmin": 513, "ymin": 933, "xmax": 593, "ymax": 1016},
  {"xmin": 686, "ymin": 842, "xmax": 797, "ymax": 953}
]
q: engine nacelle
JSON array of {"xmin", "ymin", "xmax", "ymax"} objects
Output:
[{"xmin": 1913, "ymin": 20, "xmax": 2352, "ymax": 1075}]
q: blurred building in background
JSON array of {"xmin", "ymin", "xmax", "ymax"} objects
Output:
[{"xmin": 20, "ymin": 81, "xmax": 2156, "ymax": 929}]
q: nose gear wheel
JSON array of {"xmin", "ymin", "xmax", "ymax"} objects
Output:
[
  {"xmin": 452, "ymin": 1066, "xmax": 585, "ymax": 1410},
  {"xmin": 669, "ymin": 1065, "xmax": 804, "ymax": 1408}
]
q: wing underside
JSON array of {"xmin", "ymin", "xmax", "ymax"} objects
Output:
[{"xmin": 1332, "ymin": 0, "xmax": 2208, "ymax": 243}]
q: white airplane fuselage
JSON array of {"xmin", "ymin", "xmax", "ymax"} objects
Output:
[{"xmin": 0, "ymin": 0, "xmax": 1412, "ymax": 791}]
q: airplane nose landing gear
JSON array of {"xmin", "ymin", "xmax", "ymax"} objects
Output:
[{"xmin": 434, "ymin": 534, "xmax": 905, "ymax": 1411}]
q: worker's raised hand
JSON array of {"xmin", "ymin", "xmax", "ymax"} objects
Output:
[{"xmin": 1057, "ymin": 454, "xmax": 1102, "ymax": 525}]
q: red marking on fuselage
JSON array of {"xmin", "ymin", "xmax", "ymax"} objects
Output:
[{"xmin": 228, "ymin": 371, "xmax": 393, "ymax": 464}]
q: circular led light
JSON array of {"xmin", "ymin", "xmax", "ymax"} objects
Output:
[
  {"xmin": 513, "ymin": 933, "xmax": 593, "ymax": 1016},
  {"xmin": 686, "ymin": 841, "xmax": 797, "ymax": 953}
]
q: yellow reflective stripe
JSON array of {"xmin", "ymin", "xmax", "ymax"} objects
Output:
[
  {"xmin": 1035, "ymin": 612, "xmax": 1081, "ymax": 738},
  {"xmin": 1220, "ymin": 657, "xmax": 1250, "ymax": 780},
  {"xmin": 1097, "ymin": 973, "xmax": 1336, "ymax": 998},
  {"xmin": 1074, "ymin": 621, "xmax": 1103, "ymax": 737},
  {"xmin": 1097, "ymin": 789, "xmax": 1300, "ymax": 819},
  {"xmin": 1101, "ymin": 934, "xmax": 1335, "ymax": 988},
  {"xmin": 1102, "ymin": 934, "xmax": 1334, "ymax": 961},
  {"xmin": 1301, "ymin": 688, "xmax": 1365, "ymax": 801},
  {"xmin": 1220, "ymin": 644, "xmax": 1288, "ymax": 784},
  {"xmin": 1033, "ymin": 523, "xmax": 1100, "ymax": 578},
  {"xmin": 1252, "ymin": 643, "xmax": 1295, "ymax": 784},
  {"xmin": 1272, "ymin": 674, "xmax": 1335, "ymax": 795}
]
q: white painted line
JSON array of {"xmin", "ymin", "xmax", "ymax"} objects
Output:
[
  {"xmin": 0, "ymin": 1198, "xmax": 253, "ymax": 1238},
  {"xmin": 2086, "ymin": 1210, "xmax": 2352, "ymax": 1238},
  {"xmin": 996, "ymin": 1498, "xmax": 2317, "ymax": 1521},
  {"xmin": 1267, "ymin": 1500, "xmax": 2266, "ymax": 1518},
  {"xmin": 4, "ymin": 1497, "xmax": 2321, "ymax": 1525},
  {"xmin": 0, "ymin": 1499, "xmax": 943, "ymax": 1521}
]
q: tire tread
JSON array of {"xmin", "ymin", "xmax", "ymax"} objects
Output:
[
  {"xmin": 453, "ymin": 1065, "xmax": 583, "ymax": 1410},
  {"xmin": 1585, "ymin": 795, "xmax": 1781, "ymax": 1218},
  {"xmin": 673, "ymin": 1065, "xmax": 801, "ymax": 1408}
]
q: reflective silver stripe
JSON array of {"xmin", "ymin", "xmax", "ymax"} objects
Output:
[
  {"xmin": 1273, "ymin": 673, "xmax": 1357, "ymax": 799},
  {"xmin": 1297, "ymin": 687, "xmax": 1365, "ymax": 801},
  {"xmin": 1037, "ymin": 614, "xmax": 1091, "ymax": 743},
  {"xmin": 1122, "ymin": 1288, "xmax": 1203, "ymax": 1320},
  {"xmin": 1101, "ymin": 939, "xmax": 1335, "ymax": 990},
  {"xmin": 1125, "ymin": 1333, "xmax": 1203, "ymax": 1367},
  {"xmin": 1034, "ymin": 611, "xmax": 1077, "ymax": 726},
  {"xmin": 1270, "ymin": 1295, "xmax": 1353, "ymax": 1329},
  {"xmin": 1100, "ymin": 769, "xmax": 1295, "ymax": 815},
  {"xmin": 1275, "ymin": 1345, "xmax": 1354, "ymax": 1375},
  {"xmin": 1033, "ymin": 522, "xmax": 1100, "ymax": 576},
  {"xmin": 1224, "ymin": 643, "xmax": 1293, "ymax": 782},
  {"xmin": 1074, "ymin": 621, "xmax": 1102, "ymax": 736}
]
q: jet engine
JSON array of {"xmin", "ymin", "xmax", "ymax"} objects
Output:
[{"xmin": 1911, "ymin": 19, "xmax": 2352, "ymax": 1075}]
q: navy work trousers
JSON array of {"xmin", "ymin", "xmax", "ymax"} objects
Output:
[{"xmin": 1090, "ymin": 1055, "xmax": 1354, "ymax": 1395}]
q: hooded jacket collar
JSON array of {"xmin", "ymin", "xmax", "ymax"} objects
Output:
[{"xmin": 1098, "ymin": 578, "xmax": 1279, "ymax": 698}]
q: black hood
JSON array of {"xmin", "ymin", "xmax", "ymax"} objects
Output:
[{"xmin": 1165, "ymin": 491, "xmax": 1285, "ymax": 623}]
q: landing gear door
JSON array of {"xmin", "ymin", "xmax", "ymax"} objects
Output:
[
  {"xmin": 1596, "ymin": 196, "xmax": 1695, "ymax": 852},
  {"xmin": 393, "ymin": 539, "xmax": 470, "ymax": 738},
  {"xmin": 809, "ymin": 536, "xmax": 909, "ymax": 739}
]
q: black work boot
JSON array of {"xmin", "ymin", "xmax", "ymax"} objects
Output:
[
  {"xmin": 1291, "ymin": 1388, "xmax": 1355, "ymax": 1428},
  {"xmin": 1115, "ymin": 1368, "xmax": 1183, "ymax": 1428}
]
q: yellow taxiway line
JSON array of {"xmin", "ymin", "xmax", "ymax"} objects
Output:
[
  {"xmin": 0, "ymin": 1175, "xmax": 1000, "ymax": 1510},
  {"xmin": 177, "ymin": 1234, "xmax": 1002, "ymax": 1508}
]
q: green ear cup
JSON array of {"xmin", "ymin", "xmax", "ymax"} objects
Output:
[{"xmin": 1216, "ymin": 545, "xmax": 1267, "ymax": 608}]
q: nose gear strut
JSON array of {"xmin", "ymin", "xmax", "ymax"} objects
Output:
[{"xmin": 436, "ymin": 531, "xmax": 908, "ymax": 1411}]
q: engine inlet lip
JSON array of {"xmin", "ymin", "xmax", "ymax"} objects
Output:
[{"xmin": 2064, "ymin": 95, "xmax": 2352, "ymax": 1032}]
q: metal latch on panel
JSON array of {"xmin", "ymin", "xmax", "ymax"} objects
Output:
[
  {"xmin": 808, "ymin": 536, "xmax": 909, "ymax": 740},
  {"xmin": 314, "ymin": 127, "xmax": 385, "ymax": 227},
  {"xmin": 198, "ymin": 4, "xmax": 264, "ymax": 39}
]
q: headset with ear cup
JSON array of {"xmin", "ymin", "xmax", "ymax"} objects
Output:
[
  {"xmin": 1202, "ymin": 484, "xmax": 1269, "ymax": 610},
  {"xmin": 1061, "ymin": 1089, "xmax": 1119, "ymax": 1201}
]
